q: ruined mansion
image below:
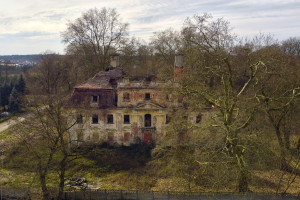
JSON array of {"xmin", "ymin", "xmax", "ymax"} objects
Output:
[{"xmin": 67, "ymin": 55, "xmax": 202, "ymax": 146}]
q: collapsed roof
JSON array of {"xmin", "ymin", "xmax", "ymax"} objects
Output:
[{"xmin": 75, "ymin": 67, "xmax": 126, "ymax": 90}]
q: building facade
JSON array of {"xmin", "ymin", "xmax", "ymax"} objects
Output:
[{"xmin": 67, "ymin": 55, "xmax": 185, "ymax": 146}]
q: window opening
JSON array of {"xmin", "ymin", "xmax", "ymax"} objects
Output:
[
  {"xmin": 114, "ymin": 92, "xmax": 118, "ymax": 105},
  {"xmin": 124, "ymin": 115, "xmax": 130, "ymax": 124},
  {"xmin": 92, "ymin": 114, "xmax": 98, "ymax": 124},
  {"xmin": 76, "ymin": 114, "xmax": 83, "ymax": 124},
  {"xmin": 145, "ymin": 114, "xmax": 151, "ymax": 127},
  {"xmin": 145, "ymin": 93, "xmax": 150, "ymax": 100},
  {"xmin": 107, "ymin": 114, "xmax": 114, "ymax": 124},
  {"xmin": 123, "ymin": 93, "xmax": 130, "ymax": 101},
  {"xmin": 110, "ymin": 79, "xmax": 117, "ymax": 86},
  {"xmin": 166, "ymin": 115, "xmax": 171, "ymax": 124},
  {"xmin": 166, "ymin": 94, "xmax": 172, "ymax": 101},
  {"xmin": 196, "ymin": 115, "xmax": 202, "ymax": 124},
  {"xmin": 92, "ymin": 95, "xmax": 97, "ymax": 102}
]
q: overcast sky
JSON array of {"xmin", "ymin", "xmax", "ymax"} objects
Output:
[{"xmin": 0, "ymin": 0, "xmax": 300, "ymax": 55}]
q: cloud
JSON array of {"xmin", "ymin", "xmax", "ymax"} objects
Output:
[
  {"xmin": 0, "ymin": 31, "xmax": 63, "ymax": 54},
  {"xmin": 0, "ymin": 0, "xmax": 300, "ymax": 54}
]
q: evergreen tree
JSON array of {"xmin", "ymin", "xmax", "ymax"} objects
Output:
[
  {"xmin": 1, "ymin": 82, "xmax": 12, "ymax": 107},
  {"xmin": 8, "ymin": 87, "xmax": 21, "ymax": 111},
  {"xmin": 0, "ymin": 88, "xmax": 2, "ymax": 109},
  {"xmin": 15, "ymin": 75, "xmax": 26, "ymax": 94}
]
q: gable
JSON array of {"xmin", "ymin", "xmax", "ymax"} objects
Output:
[{"xmin": 135, "ymin": 101, "xmax": 165, "ymax": 109}]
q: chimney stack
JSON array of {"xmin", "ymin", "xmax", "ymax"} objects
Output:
[
  {"xmin": 174, "ymin": 54, "xmax": 183, "ymax": 82},
  {"xmin": 110, "ymin": 54, "xmax": 120, "ymax": 68}
]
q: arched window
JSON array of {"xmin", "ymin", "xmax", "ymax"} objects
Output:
[{"xmin": 145, "ymin": 114, "xmax": 151, "ymax": 127}]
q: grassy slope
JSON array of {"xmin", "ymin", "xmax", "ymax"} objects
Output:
[{"xmin": 0, "ymin": 126, "xmax": 299, "ymax": 196}]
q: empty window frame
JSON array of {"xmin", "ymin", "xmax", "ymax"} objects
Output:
[
  {"xmin": 110, "ymin": 78, "xmax": 117, "ymax": 86},
  {"xmin": 123, "ymin": 93, "xmax": 130, "ymax": 102},
  {"xmin": 92, "ymin": 114, "xmax": 98, "ymax": 124},
  {"xmin": 166, "ymin": 114, "xmax": 171, "ymax": 124},
  {"xmin": 107, "ymin": 114, "xmax": 114, "ymax": 124},
  {"xmin": 92, "ymin": 95, "xmax": 98, "ymax": 103},
  {"xmin": 124, "ymin": 114, "xmax": 130, "ymax": 124},
  {"xmin": 196, "ymin": 114, "xmax": 202, "ymax": 124},
  {"xmin": 166, "ymin": 94, "xmax": 172, "ymax": 101},
  {"xmin": 76, "ymin": 114, "xmax": 83, "ymax": 124},
  {"xmin": 145, "ymin": 93, "xmax": 151, "ymax": 100}
]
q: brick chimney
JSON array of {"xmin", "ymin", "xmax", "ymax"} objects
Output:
[
  {"xmin": 110, "ymin": 54, "xmax": 120, "ymax": 68},
  {"xmin": 174, "ymin": 54, "xmax": 183, "ymax": 82}
]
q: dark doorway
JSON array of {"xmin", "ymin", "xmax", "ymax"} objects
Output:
[{"xmin": 145, "ymin": 114, "xmax": 151, "ymax": 127}]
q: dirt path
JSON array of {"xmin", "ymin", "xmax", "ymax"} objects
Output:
[{"xmin": 0, "ymin": 112, "xmax": 32, "ymax": 133}]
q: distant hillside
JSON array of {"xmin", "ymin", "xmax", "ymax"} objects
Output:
[
  {"xmin": 0, "ymin": 54, "xmax": 42, "ymax": 63},
  {"xmin": 0, "ymin": 54, "xmax": 42, "ymax": 67}
]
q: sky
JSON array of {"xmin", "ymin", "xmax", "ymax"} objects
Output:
[{"xmin": 0, "ymin": 0, "xmax": 300, "ymax": 55}]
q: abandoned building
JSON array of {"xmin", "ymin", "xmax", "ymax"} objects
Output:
[{"xmin": 67, "ymin": 54, "xmax": 201, "ymax": 146}]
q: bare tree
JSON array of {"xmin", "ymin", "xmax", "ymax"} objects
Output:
[
  {"xmin": 13, "ymin": 53, "xmax": 80, "ymax": 200},
  {"xmin": 62, "ymin": 7, "xmax": 129, "ymax": 78},
  {"xmin": 150, "ymin": 29, "xmax": 182, "ymax": 80},
  {"xmin": 13, "ymin": 96, "xmax": 77, "ymax": 200},
  {"xmin": 281, "ymin": 37, "xmax": 300, "ymax": 56},
  {"xmin": 179, "ymin": 14, "xmax": 263, "ymax": 192},
  {"xmin": 254, "ymin": 45, "xmax": 300, "ymax": 174}
]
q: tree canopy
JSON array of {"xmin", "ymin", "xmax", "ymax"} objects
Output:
[{"xmin": 62, "ymin": 8, "xmax": 129, "ymax": 78}]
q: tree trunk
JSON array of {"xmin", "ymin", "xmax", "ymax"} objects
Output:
[
  {"xmin": 236, "ymin": 155, "xmax": 249, "ymax": 193},
  {"xmin": 283, "ymin": 117, "xmax": 291, "ymax": 150},
  {"xmin": 57, "ymin": 126, "xmax": 69, "ymax": 200},
  {"xmin": 283, "ymin": 131, "xmax": 290, "ymax": 150},
  {"xmin": 227, "ymin": 135, "xmax": 249, "ymax": 193},
  {"xmin": 57, "ymin": 154, "xmax": 67, "ymax": 200},
  {"xmin": 275, "ymin": 127, "xmax": 300, "ymax": 175},
  {"xmin": 274, "ymin": 126, "xmax": 288, "ymax": 170},
  {"xmin": 39, "ymin": 168, "xmax": 50, "ymax": 200}
]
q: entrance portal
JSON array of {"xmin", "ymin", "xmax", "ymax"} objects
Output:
[{"xmin": 144, "ymin": 132, "xmax": 152, "ymax": 144}]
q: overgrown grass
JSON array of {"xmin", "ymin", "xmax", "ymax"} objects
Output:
[{"xmin": 1, "ymin": 126, "xmax": 299, "ymax": 195}]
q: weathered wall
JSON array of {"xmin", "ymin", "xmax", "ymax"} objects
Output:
[
  {"xmin": 68, "ymin": 107, "xmax": 168, "ymax": 146},
  {"xmin": 117, "ymin": 81, "xmax": 169, "ymax": 108},
  {"xmin": 67, "ymin": 88, "xmax": 115, "ymax": 108},
  {"xmin": 117, "ymin": 88, "xmax": 168, "ymax": 107}
]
